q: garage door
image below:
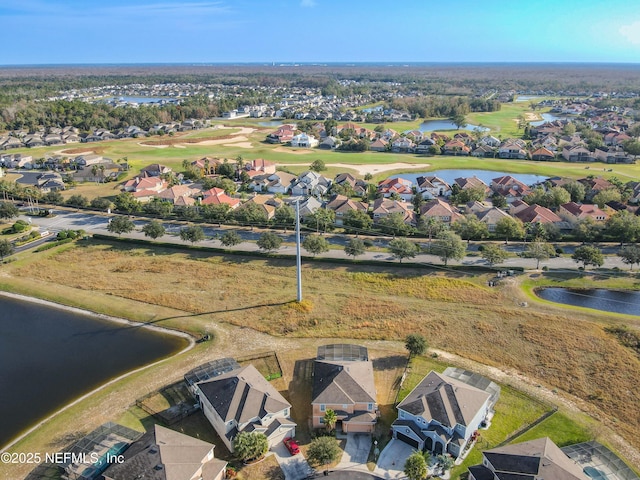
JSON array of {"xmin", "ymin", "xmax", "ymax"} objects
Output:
[{"xmin": 396, "ymin": 432, "xmax": 419, "ymax": 449}]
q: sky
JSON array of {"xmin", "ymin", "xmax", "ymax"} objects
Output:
[{"xmin": 2, "ymin": 0, "xmax": 640, "ymax": 65}]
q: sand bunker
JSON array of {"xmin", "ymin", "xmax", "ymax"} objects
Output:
[
  {"xmin": 194, "ymin": 135, "xmax": 250, "ymax": 146},
  {"xmin": 273, "ymin": 147, "xmax": 313, "ymax": 155},
  {"xmin": 224, "ymin": 142, "xmax": 254, "ymax": 149},
  {"xmin": 137, "ymin": 143, "xmax": 169, "ymax": 149},
  {"xmin": 325, "ymin": 162, "xmax": 430, "ymax": 175}
]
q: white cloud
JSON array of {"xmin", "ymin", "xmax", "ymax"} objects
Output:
[
  {"xmin": 300, "ymin": 0, "xmax": 316, "ymax": 7},
  {"xmin": 620, "ymin": 21, "xmax": 640, "ymax": 45}
]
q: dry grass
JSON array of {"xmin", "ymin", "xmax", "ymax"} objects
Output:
[{"xmin": 3, "ymin": 240, "xmax": 640, "ymax": 456}]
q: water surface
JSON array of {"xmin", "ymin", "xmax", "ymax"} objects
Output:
[{"xmin": 536, "ymin": 288, "xmax": 640, "ymax": 316}]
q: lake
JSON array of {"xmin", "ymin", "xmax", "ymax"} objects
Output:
[
  {"xmin": 530, "ymin": 112, "xmax": 570, "ymax": 127},
  {"xmin": 258, "ymin": 120, "xmax": 284, "ymax": 127},
  {"xmin": 418, "ymin": 120, "xmax": 489, "ymax": 132},
  {"xmin": 536, "ymin": 288, "xmax": 640, "ymax": 316},
  {"xmin": 0, "ymin": 296, "xmax": 188, "ymax": 449},
  {"xmin": 388, "ymin": 169, "xmax": 547, "ymax": 187},
  {"xmin": 102, "ymin": 96, "xmax": 175, "ymax": 104}
]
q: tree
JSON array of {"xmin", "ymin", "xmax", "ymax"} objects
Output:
[
  {"xmin": 309, "ymin": 159, "xmax": 327, "ymax": 172},
  {"xmin": 377, "ymin": 212, "xmax": 413, "ymax": 237},
  {"xmin": 220, "ymin": 230, "xmax": 242, "ymax": 247},
  {"xmin": 107, "ymin": 216, "xmax": 135, "ymax": 236},
  {"xmin": 623, "ymin": 138, "xmax": 640, "ymax": 157},
  {"xmin": 572, "ymin": 245, "xmax": 604, "ymax": 269},
  {"xmin": 216, "ymin": 161, "xmax": 237, "ymax": 179},
  {"xmin": 405, "ymin": 333, "xmax": 427, "ymax": 357},
  {"xmin": 561, "ymin": 181, "xmax": 586, "ymax": 203},
  {"xmin": 0, "ymin": 239, "xmax": 14, "ymax": 261},
  {"xmin": 65, "ymin": 194, "xmax": 89, "ymax": 208},
  {"xmin": 323, "ymin": 409, "xmax": 338, "ymax": 433},
  {"xmin": 344, "ymin": 238, "xmax": 366, "ymax": 258},
  {"xmin": 417, "ymin": 216, "xmax": 446, "ymax": 246},
  {"xmin": 524, "ymin": 241, "xmax": 557, "ymax": 269},
  {"xmin": 42, "ymin": 191, "xmax": 64, "ymax": 204},
  {"xmin": 306, "ymin": 208, "xmax": 335, "ymax": 234},
  {"xmin": 180, "ymin": 225, "xmax": 205, "ymax": 244},
  {"xmin": 481, "ymin": 243, "xmax": 508, "ymax": 266},
  {"xmin": 274, "ymin": 204, "xmax": 295, "ymax": 229},
  {"xmin": 343, "ymin": 209, "xmax": 373, "ymax": 234},
  {"xmin": 388, "ymin": 238, "xmax": 419, "ymax": 263},
  {"xmin": 606, "ymin": 210, "xmax": 640, "ymax": 244},
  {"xmin": 257, "ymin": 231, "xmax": 282, "ymax": 252},
  {"xmin": 592, "ymin": 188, "xmax": 622, "ymax": 208},
  {"xmin": 452, "ymin": 214, "xmax": 489, "ymax": 244},
  {"xmin": 433, "ymin": 231, "xmax": 466, "ymax": 266},
  {"xmin": 436, "ymin": 454, "xmax": 455, "ymax": 472},
  {"xmin": 572, "ymin": 217, "xmax": 603, "ymax": 244},
  {"xmin": 234, "ymin": 202, "xmax": 268, "ymax": 228},
  {"xmin": 450, "ymin": 113, "xmax": 466, "ymax": 130},
  {"xmin": 90, "ymin": 197, "xmax": 112, "ymax": 210},
  {"xmin": 404, "ymin": 451, "xmax": 428, "ymax": 480},
  {"xmin": 302, "ymin": 234, "xmax": 329, "ymax": 256},
  {"xmin": 0, "ymin": 201, "xmax": 19, "ymax": 219},
  {"xmin": 490, "ymin": 192, "xmax": 507, "ymax": 209},
  {"xmin": 495, "ymin": 216, "xmax": 525, "ymax": 244},
  {"xmin": 617, "ymin": 244, "xmax": 640, "ymax": 270},
  {"xmin": 307, "ymin": 437, "xmax": 341, "ymax": 475},
  {"xmin": 143, "ymin": 198, "xmax": 174, "ymax": 217},
  {"xmin": 142, "ymin": 220, "xmax": 165, "ymax": 239},
  {"xmin": 113, "ymin": 192, "xmax": 141, "ymax": 214},
  {"xmin": 233, "ymin": 432, "xmax": 268, "ymax": 462},
  {"xmin": 201, "ymin": 203, "xmax": 231, "ymax": 226}
]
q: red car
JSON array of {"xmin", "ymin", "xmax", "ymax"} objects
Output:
[{"xmin": 283, "ymin": 437, "xmax": 300, "ymax": 455}]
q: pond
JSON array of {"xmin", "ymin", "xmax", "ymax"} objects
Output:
[
  {"xmin": 258, "ymin": 120, "xmax": 284, "ymax": 127},
  {"xmin": 102, "ymin": 96, "xmax": 175, "ymax": 104},
  {"xmin": 530, "ymin": 112, "xmax": 570, "ymax": 127},
  {"xmin": 536, "ymin": 288, "xmax": 640, "ymax": 316},
  {"xmin": 418, "ymin": 119, "xmax": 490, "ymax": 132},
  {"xmin": 0, "ymin": 295, "xmax": 188, "ymax": 449},
  {"xmin": 388, "ymin": 169, "xmax": 547, "ymax": 187}
]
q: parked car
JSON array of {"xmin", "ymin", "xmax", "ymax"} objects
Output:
[{"xmin": 283, "ymin": 437, "xmax": 300, "ymax": 455}]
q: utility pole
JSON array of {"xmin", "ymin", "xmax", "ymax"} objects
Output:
[{"xmin": 295, "ymin": 199, "xmax": 303, "ymax": 302}]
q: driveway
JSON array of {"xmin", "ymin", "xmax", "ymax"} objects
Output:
[
  {"xmin": 337, "ymin": 433, "xmax": 372, "ymax": 470},
  {"xmin": 272, "ymin": 442, "xmax": 314, "ymax": 480},
  {"xmin": 374, "ymin": 439, "xmax": 415, "ymax": 479}
]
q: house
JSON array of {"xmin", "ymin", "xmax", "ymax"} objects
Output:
[
  {"xmin": 443, "ymin": 139, "xmax": 471, "ymax": 156},
  {"xmin": 319, "ymin": 136, "xmax": 340, "ymax": 150},
  {"xmin": 290, "ymin": 171, "xmax": 331, "ymax": 197},
  {"xmin": 195, "ymin": 364, "xmax": 296, "ymax": 453},
  {"xmin": 415, "ymin": 137, "xmax": 436, "ymax": 153},
  {"xmin": 201, "ymin": 187, "xmax": 241, "ymax": 209},
  {"xmin": 498, "ymin": 140, "xmax": 527, "ymax": 159},
  {"xmin": 291, "ymin": 133, "xmax": 319, "ymax": 148},
  {"xmin": 369, "ymin": 138, "xmax": 389, "ymax": 152},
  {"xmin": 594, "ymin": 146, "xmax": 634, "ymax": 164},
  {"xmin": 377, "ymin": 177, "xmax": 414, "ymax": 201},
  {"xmin": 513, "ymin": 204, "xmax": 562, "ymax": 225},
  {"xmin": 266, "ymin": 125, "xmax": 296, "ymax": 144},
  {"xmin": 157, "ymin": 185, "xmax": 198, "ymax": 205},
  {"xmin": 562, "ymin": 145, "xmax": 594, "ymax": 162},
  {"xmin": 391, "ymin": 137, "xmax": 416, "ymax": 153},
  {"xmin": 579, "ymin": 176, "xmax": 614, "ymax": 200},
  {"xmin": 454, "ymin": 176, "xmax": 489, "ymax": 193},
  {"xmin": 392, "ymin": 370, "xmax": 495, "ymax": 458},
  {"xmin": 324, "ymin": 195, "xmax": 368, "ymax": 226},
  {"xmin": 192, "ymin": 157, "xmax": 225, "ymax": 175},
  {"xmin": 141, "ymin": 163, "xmax": 172, "ymax": 177},
  {"xmin": 468, "ymin": 437, "xmax": 588, "ymax": 480},
  {"xmin": 531, "ymin": 146, "xmax": 556, "ymax": 161},
  {"xmin": 123, "ymin": 176, "xmax": 166, "ymax": 194},
  {"xmin": 312, "ymin": 344, "xmax": 377, "ymax": 433},
  {"xmin": 372, "ymin": 198, "xmax": 416, "ymax": 226},
  {"xmin": 558, "ymin": 202, "xmax": 609, "ymax": 224},
  {"xmin": 420, "ymin": 199, "xmax": 462, "ymax": 224},
  {"xmin": 471, "ymin": 145, "xmax": 495, "ymax": 158},
  {"xmin": 74, "ymin": 154, "xmax": 104, "ymax": 168},
  {"xmin": 416, "ymin": 176, "xmax": 451, "ymax": 199},
  {"xmin": 490, "ymin": 175, "xmax": 532, "ymax": 203},
  {"xmin": 102, "ymin": 424, "xmax": 227, "ymax": 480},
  {"xmin": 479, "ymin": 135, "xmax": 501, "ymax": 147},
  {"xmin": 36, "ymin": 172, "xmax": 66, "ymax": 193},
  {"xmin": 476, "ymin": 208, "xmax": 512, "ymax": 232},
  {"xmin": 1, "ymin": 153, "xmax": 33, "ymax": 168},
  {"xmin": 247, "ymin": 158, "xmax": 277, "ymax": 175},
  {"xmin": 297, "ymin": 196, "xmax": 322, "ymax": 217}
]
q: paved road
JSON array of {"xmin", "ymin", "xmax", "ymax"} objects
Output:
[{"xmin": 16, "ymin": 208, "xmax": 632, "ymax": 271}]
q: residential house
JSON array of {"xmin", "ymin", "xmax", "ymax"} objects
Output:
[
  {"xmin": 141, "ymin": 163, "xmax": 172, "ymax": 177},
  {"xmin": 196, "ymin": 364, "xmax": 296, "ymax": 452},
  {"xmin": 247, "ymin": 158, "xmax": 277, "ymax": 175},
  {"xmin": 369, "ymin": 138, "xmax": 389, "ymax": 152},
  {"xmin": 290, "ymin": 171, "xmax": 331, "ymax": 197},
  {"xmin": 324, "ymin": 194, "xmax": 368, "ymax": 226},
  {"xmin": 192, "ymin": 157, "xmax": 225, "ymax": 176},
  {"xmin": 201, "ymin": 187, "xmax": 241, "ymax": 209},
  {"xmin": 531, "ymin": 146, "xmax": 556, "ymax": 161},
  {"xmin": 558, "ymin": 202, "xmax": 609, "ymax": 224},
  {"xmin": 372, "ymin": 198, "xmax": 416, "ymax": 226},
  {"xmin": 291, "ymin": 133, "xmax": 319, "ymax": 148},
  {"xmin": 471, "ymin": 145, "xmax": 495, "ymax": 158},
  {"xmin": 0, "ymin": 136, "xmax": 24, "ymax": 150},
  {"xmin": 416, "ymin": 176, "xmax": 451, "ymax": 199},
  {"xmin": 443, "ymin": 139, "xmax": 471, "ymax": 156},
  {"xmin": 122, "ymin": 176, "xmax": 167, "ymax": 202},
  {"xmin": 562, "ymin": 145, "xmax": 594, "ymax": 162},
  {"xmin": 391, "ymin": 137, "xmax": 416, "ymax": 153},
  {"xmin": 266, "ymin": 125, "xmax": 296, "ymax": 144},
  {"xmin": 36, "ymin": 172, "xmax": 66, "ymax": 193},
  {"xmin": 74, "ymin": 154, "xmax": 104, "ymax": 168},
  {"xmin": 476, "ymin": 208, "xmax": 512, "ymax": 233},
  {"xmin": 158, "ymin": 185, "xmax": 198, "ymax": 205},
  {"xmin": 579, "ymin": 176, "xmax": 615, "ymax": 201},
  {"xmin": 513, "ymin": 204, "xmax": 562, "ymax": 225},
  {"xmin": 479, "ymin": 135, "xmax": 501, "ymax": 147},
  {"xmin": 468, "ymin": 437, "xmax": 588, "ymax": 480},
  {"xmin": 319, "ymin": 136, "xmax": 340, "ymax": 150},
  {"xmin": 594, "ymin": 146, "xmax": 634, "ymax": 164},
  {"xmin": 1, "ymin": 153, "xmax": 33, "ymax": 168},
  {"xmin": 297, "ymin": 196, "xmax": 322, "ymax": 217},
  {"xmin": 508, "ymin": 199, "xmax": 530, "ymax": 216},
  {"xmin": 498, "ymin": 140, "xmax": 527, "ymax": 159},
  {"xmin": 392, "ymin": 371, "xmax": 495, "ymax": 458},
  {"xmin": 415, "ymin": 137, "xmax": 436, "ymax": 154},
  {"xmin": 23, "ymin": 134, "xmax": 45, "ymax": 148},
  {"xmin": 420, "ymin": 199, "xmax": 462, "ymax": 224},
  {"xmin": 377, "ymin": 177, "xmax": 414, "ymax": 201},
  {"xmin": 490, "ymin": 175, "xmax": 532, "ymax": 203},
  {"xmin": 312, "ymin": 344, "xmax": 377, "ymax": 433},
  {"xmin": 454, "ymin": 176, "xmax": 489, "ymax": 194},
  {"xmin": 102, "ymin": 424, "xmax": 227, "ymax": 480},
  {"xmin": 604, "ymin": 131, "xmax": 632, "ymax": 146}
]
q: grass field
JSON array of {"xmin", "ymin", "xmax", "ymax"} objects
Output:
[{"xmin": 1, "ymin": 239, "xmax": 638, "ymax": 477}]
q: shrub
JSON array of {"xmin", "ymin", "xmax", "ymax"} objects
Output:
[
  {"xmin": 477, "ymin": 244, "xmax": 485, "ymax": 251},
  {"xmin": 555, "ymin": 247, "xmax": 564, "ymax": 254},
  {"xmin": 363, "ymin": 239, "xmax": 374, "ymax": 247}
]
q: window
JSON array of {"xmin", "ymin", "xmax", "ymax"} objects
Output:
[
  {"xmin": 320, "ymin": 404, "xmax": 325, "ymax": 412},
  {"xmin": 399, "ymin": 411, "xmax": 405, "ymax": 419},
  {"xmin": 319, "ymin": 418, "xmax": 324, "ymax": 424},
  {"xmin": 368, "ymin": 403, "xmax": 373, "ymax": 411}
]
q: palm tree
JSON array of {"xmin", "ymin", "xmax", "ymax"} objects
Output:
[{"xmin": 323, "ymin": 409, "xmax": 338, "ymax": 433}]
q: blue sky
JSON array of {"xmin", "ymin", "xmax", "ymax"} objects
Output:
[{"xmin": 2, "ymin": 0, "xmax": 640, "ymax": 65}]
